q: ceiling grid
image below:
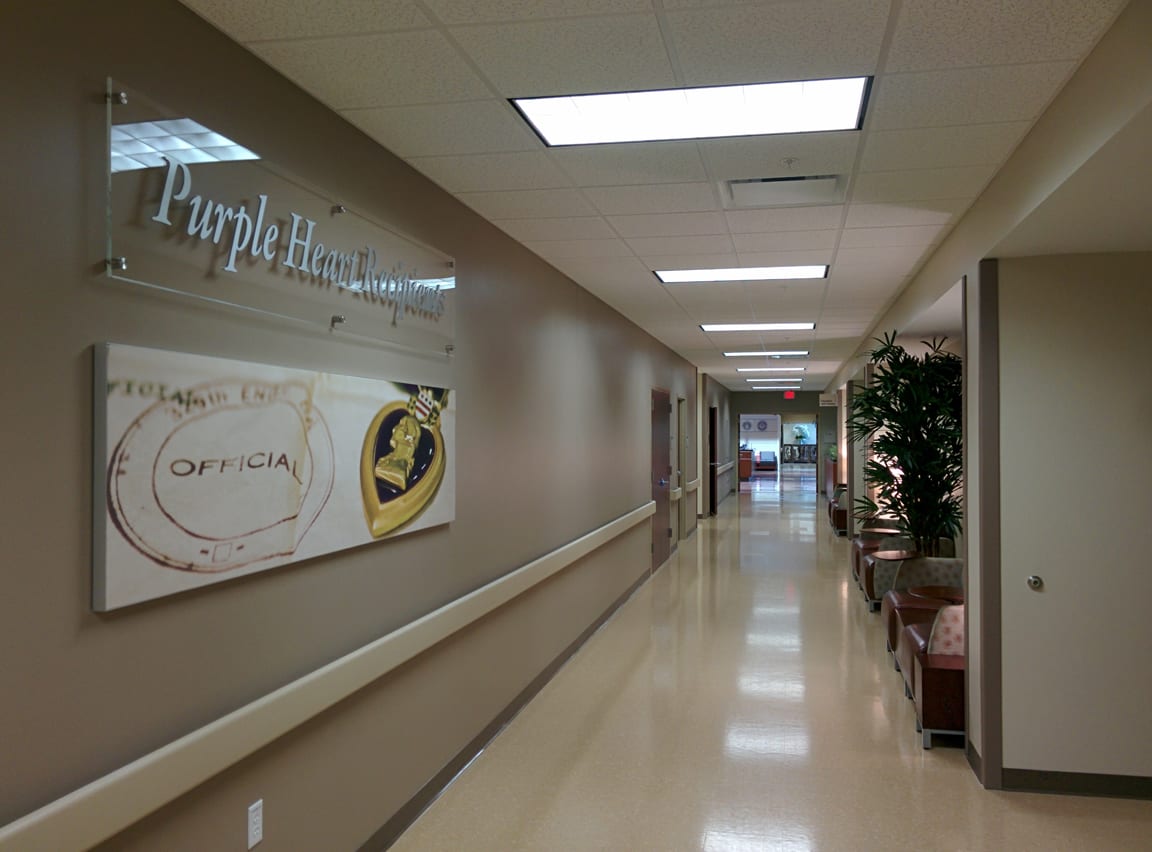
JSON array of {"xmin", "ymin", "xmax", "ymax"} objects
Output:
[{"xmin": 179, "ymin": 0, "xmax": 1131, "ymax": 390}]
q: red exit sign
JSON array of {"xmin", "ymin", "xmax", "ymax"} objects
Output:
[{"xmin": 783, "ymin": 390, "xmax": 796, "ymax": 399}]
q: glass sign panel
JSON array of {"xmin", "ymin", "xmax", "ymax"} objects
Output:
[{"xmin": 106, "ymin": 80, "xmax": 455, "ymax": 354}]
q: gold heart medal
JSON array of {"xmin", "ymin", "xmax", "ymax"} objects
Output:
[{"xmin": 360, "ymin": 385, "xmax": 448, "ymax": 537}]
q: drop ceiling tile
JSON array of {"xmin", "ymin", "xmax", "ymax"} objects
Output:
[
  {"xmin": 851, "ymin": 165, "xmax": 996, "ymax": 203},
  {"xmin": 845, "ymin": 199, "xmax": 968, "ymax": 228},
  {"xmin": 551, "ymin": 143, "xmax": 708, "ymax": 186},
  {"xmin": 836, "ymin": 245, "xmax": 931, "ymax": 266},
  {"xmin": 838, "ymin": 225, "xmax": 947, "ymax": 247},
  {"xmin": 860, "ymin": 123, "xmax": 1031, "ymax": 171},
  {"xmin": 407, "ymin": 152, "xmax": 571, "ymax": 192},
  {"xmin": 725, "ymin": 206, "xmax": 845, "ymax": 233},
  {"xmin": 627, "ymin": 234, "xmax": 735, "ymax": 256},
  {"xmin": 457, "ymin": 188, "xmax": 599, "ymax": 218},
  {"xmin": 870, "ymin": 62, "xmax": 1077, "ymax": 129},
  {"xmin": 730, "ymin": 230, "xmax": 839, "ymax": 253},
  {"xmin": 673, "ymin": 297, "xmax": 750, "ymax": 323},
  {"xmin": 250, "ymin": 31, "xmax": 491, "ymax": 108},
  {"xmin": 697, "ymin": 133, "xmax": 860, "ymax": 182},
  {"xmin": 523, "ymin": 238, "xmax": 635, "ymax": 259},
  {"xmin": 744, "ymin": 289, "xmax": 825, "ymax": 312},
  {"xmin": 494, "ymin": 217, "xmax": 617, "ymax": 241},
  {"xmin": 341, "ymin": 101, "xmax": 538, "ymax": 157},
  {"xmin": 607, "ymin": 212, "xmax": 728, "ymax": 238},
  {"xmin": 735, "ymin": 250, "xmax": 836, "ymax": 267},
  {"xmin": 450, "ymin": 15, "xmax": 675, "ymax": 95},
  {"xmin": 182, "ymin": 0, "xmax": 430, "ymax": 41},
  {"xmin": 639, "ymin": 253, "xmax": 739, "ymax": 270},
  {"xmin": 665, "ymin": 0, "xmax": 889, "ymax": 86},
  {"xmin": 886, "ymin": 0, "xmax": 1127, "ymax": 72},
  {"xmin": 422, "ymin": 0, "xmax": 650, "ymax": 25},
  {"xmin": 585, "ymin": 183, "xmax": 719, "ymax": 215},
  {"xmin": 825, "ymin": 280, "xmax": 905, "ymax": 302}
]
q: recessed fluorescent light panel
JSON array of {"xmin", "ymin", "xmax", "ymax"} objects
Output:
[
  {"xmin": 111, "ymin": 119, "xmax": 259, "ymax": 173},
  {"xmin": 701, "ymin": 323, "xmax": 815, "ymax": 332},
  {"xmin": 725, "ymin": 351, "xmax": 809, "ymax": 358},
  {"xmin": 513, "ymin": 77, "xmax": 870, "ymax": 146},
  {"xmin": 656, "ymin": 266, "xmax": 827, "ymax": 284},
  {"xmin": 753, "ymin": 386, "xmax": 801, "ymax": 390},
  {"xmin": 747, "ymin": 378, "xmax": 802, "ymax": 383},
  {"xmin": 737, "ymin": 367, "xmax": 805, "ymax": 373}
]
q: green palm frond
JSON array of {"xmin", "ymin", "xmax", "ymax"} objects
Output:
[{"xmin": 847, "ymin": 333, "xmax": 963, "ymax": 555}]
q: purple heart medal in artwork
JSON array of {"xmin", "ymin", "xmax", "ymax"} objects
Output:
[
  {"xmin": 360, "ymin": 384, "xmax": 449, "ymax": 537},
  {"xmin": 107, "ymin": 379, "xmax": 335, "ymax": 572}
]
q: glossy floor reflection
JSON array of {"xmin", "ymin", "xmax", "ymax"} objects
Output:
[{"xmin": 393, "ymin": 478, "xmax": 1152, "ymax": 851}]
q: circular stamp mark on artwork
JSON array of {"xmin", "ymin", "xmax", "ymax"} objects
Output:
[{"xmin": 107, "ymin": 379, "xmax": 334, "ymax": 573}]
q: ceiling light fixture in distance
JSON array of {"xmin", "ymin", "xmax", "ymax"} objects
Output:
[
  {"xmin": 656, "ymin": 265, "xmax": 827, "ymax": 284},
  {"xmin": 724, "ymin": 350, "xmax": 809, "ymax": 357},
  {"xmin": 752, "ymin": 386, "xmax": 801, "ymax": 390},
  {"xmin": 746, "ymin": 378, "xmax": 802, "ymax": 383},
  {"xmin": 701, "ymin": 322, "xmax": 814, "ymax": 332},
  {"xmin": 513, "ymin": 77, "xmax": 871, "ymax": 146},
  {"xmin": 737, "ymin": 367, "xmax": 804, "ymax": 373}
]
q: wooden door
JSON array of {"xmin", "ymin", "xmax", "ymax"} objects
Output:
[{"xmin": 651, "ymin": 389, "xmax": 671, "ymax": 570}]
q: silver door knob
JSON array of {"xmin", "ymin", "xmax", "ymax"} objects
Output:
[{"xmin": 1026, "ymin": 575, "xmax": 1044, "ymax": 590}]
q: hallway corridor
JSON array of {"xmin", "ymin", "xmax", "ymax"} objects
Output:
[{"xmin": 393, "ymin": 481, "xmax": 1152, "ymax": 851}]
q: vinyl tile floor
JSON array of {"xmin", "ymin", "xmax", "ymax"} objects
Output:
[{"xmin": 392, "ymin": 475, "xmax": 1152, "ymax": 851}]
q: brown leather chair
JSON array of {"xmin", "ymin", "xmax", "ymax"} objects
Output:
[
  {"xmin": 895, "ymin": 605, "xmax": 966, "ymax": 748},
  {"xmin": 882, "ymin": 593, "xmax": 948, "ymax": 662},
  {"xmin": 878, "ymin": 557, "xmax": 964, "ymax": 655}
]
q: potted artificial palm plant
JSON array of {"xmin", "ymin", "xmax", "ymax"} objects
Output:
[{"xmin": 847, "ymin": 333, "xmax": 963, "ymax": 556}]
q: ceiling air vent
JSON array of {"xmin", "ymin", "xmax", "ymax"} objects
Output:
[{"xmin": 725, "ymin": 175, "xmax": 843, "ymax": 208}]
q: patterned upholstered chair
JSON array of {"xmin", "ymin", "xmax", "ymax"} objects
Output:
[
  {"xmin": 894, "ymin": 605, "xmax": 965, "ymax": 747},
  {"xmin": 860, "ymin": 537, "xmax": 915, "ymax": 608},
  {"xmin": 850, "ymin": 523, "xmax": 904, "ymax": 586},
  {"xmin": 828, "ymin": 484, "xmax": 849, "ymax": 535},
  {"xmin": 863, "ymin": 541, "xmax": 956, "ymax": 610},
  {"xmin": 912, "ymin": 605, "xmax": 966, "ymax": 748},
  {"xmin": 879, "ymin": 557, "xmax": 965, "ymax": 656}
]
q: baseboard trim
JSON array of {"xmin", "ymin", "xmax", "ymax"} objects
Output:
[
  {"xmin": 1002, "ymin": 769, "xmax": 1152, "ymax": 800},
  {"xmin": 359, "ymin": 566, "xmax": 654, "ymax": 850},
  {"xmin": 967, "ymin": 741, "xmax": 984, "ymax": 783}
]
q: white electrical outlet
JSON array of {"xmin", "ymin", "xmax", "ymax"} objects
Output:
[{"xmin": 247, "ymin": 799, "xmax": 263, "ymax": 849}]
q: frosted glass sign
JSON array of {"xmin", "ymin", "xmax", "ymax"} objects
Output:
[{"xmin": 106, "ymin": 80, "xmax": 455, "ymax": 353}]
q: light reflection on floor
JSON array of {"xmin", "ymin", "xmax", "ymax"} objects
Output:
[{"xmin": 392, "ymin": 472, "xmax": 1152, "ymax": 851}]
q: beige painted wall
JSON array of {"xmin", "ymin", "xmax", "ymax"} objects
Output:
[
  {"xmin": 701, "ymin": 375, "xmax": 734, "ymax": 510},
  {"xmin": 997, "ymin": 253, "xmax": 1152, "ymax": 775},
  {"xmin": 0, "ymin": 1, "xmax": 698, "ymax": 845}
]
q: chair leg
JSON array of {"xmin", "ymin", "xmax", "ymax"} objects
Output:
[{"xmin": 922, "ymin": 729, "xmax": 934, "ymax": 749}]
